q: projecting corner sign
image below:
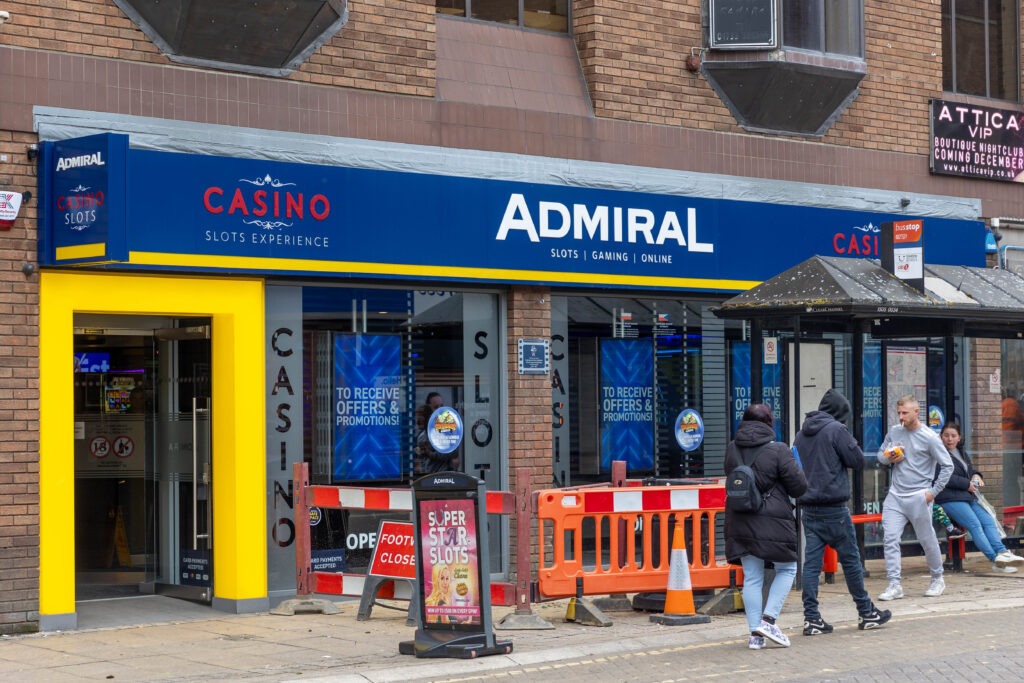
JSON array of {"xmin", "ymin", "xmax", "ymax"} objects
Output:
[{"xmin": 40, "ymin": 133, "xmax": 129, "ymax": 265}]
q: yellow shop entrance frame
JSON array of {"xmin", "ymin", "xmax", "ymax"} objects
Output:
[{"xmin": 39, "ymin": 271, "xmax": 267, "ymax": 631}]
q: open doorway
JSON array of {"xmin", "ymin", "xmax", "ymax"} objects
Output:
[{"xmin": 73, "ymin": 315, "xmax": 212, "ymax": 605}]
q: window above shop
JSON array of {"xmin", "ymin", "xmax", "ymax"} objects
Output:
[
  {"xmin": 703, "ymin": 0, "xmax": 866, "ymax": 137},
  {"xmin": 782, "ymin": 0, "xmax": 863, "ymax": 57},
  {"xmin": 436, "ymin": 0, "xmax": 569, "ymax": 33},
  {"xmin": 942, "ymin": 0, "xmax": 1019, "ymax": 101},
  {"xmin": 113, "ymin": 0, "xmax": 349, "ymax": 76}
]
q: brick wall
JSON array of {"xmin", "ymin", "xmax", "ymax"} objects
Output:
[
  {"xmin": 0, "ymin": 134, "xmax": 40, "ymax": 634},
  {"xmin": 506, "ymin": 286, "xmax": 552, "ymax": 578},
  {"xmin": 0, "ymin": 0, "xmax": 435, "ymax": 97},
  {"xmin": 573, "ymin": 0, "xmax": 728, "ymax": 130},
  {"xmin": 574, "ymin": 0, "xmax": 945, "ymax": 152},
  {"xmin": 827, "ymin": 0, "xmax": 942, "ymax": 151},
  {"xmin": 970, "ymin": 338, "xmax": 1007, "ymax": 512}
]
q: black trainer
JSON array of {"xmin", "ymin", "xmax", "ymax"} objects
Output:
[
  {"xmin": 803, "ymin": 617, "xmax": 834, "ymax": 636},
  {"xmin": 858, "ymin": 607, "xmax": 892, "ymax": 630}
]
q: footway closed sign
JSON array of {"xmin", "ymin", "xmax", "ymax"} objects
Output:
[{"xmin": 368, "ymin": 520, "xmax": 416, "ymax": 579}]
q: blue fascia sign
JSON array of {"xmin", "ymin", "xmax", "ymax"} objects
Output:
[{"xmin": 38, "ymin": 134, "xmax": 986, "ymax": 291}]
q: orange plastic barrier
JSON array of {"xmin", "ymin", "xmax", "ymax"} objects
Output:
[{"xmin": 534, "ymin": 482, "xmax": 740, "ymax": 600}]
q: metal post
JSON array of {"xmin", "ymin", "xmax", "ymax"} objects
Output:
[
  {"xmin": 514, "ymin": 467, "xmax": 533, "ymax": 615},
  {"xmin": 944, "ymin": 335, "xmax": 955, "ymax": 421},
  {"xmin": 293, "ymin": 462, "xmax": 312, "ymax": 595},
  {"xmin": 750, "ymin": 318, "xmax": 763, "ymax": 405},
  {"xmin": 495, "ymin": 468, "xmax": 553, "ymax": 629},
  {"xmin": 792, "ymin": 315, "xmax": 801, "ymax": 442}
]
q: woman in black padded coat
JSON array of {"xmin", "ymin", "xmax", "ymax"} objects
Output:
[{"xmin": 724, "ymin": 402, "xmax": 808, "ymax": 650}]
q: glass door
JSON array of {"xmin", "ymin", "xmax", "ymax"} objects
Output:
[
  {"xmin": 73, "ymin": 323, "xmax": 154, "ymax": 600},
  {"xmin": 73, "ymin": 316, "xmax": 212, "ymax": 605},
  {"xmin": 149, "ymin": 324, "xmax": 213, "ymax": 603}
]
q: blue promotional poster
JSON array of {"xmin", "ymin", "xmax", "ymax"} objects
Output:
[
  {"xmin": 862, "ymin": 341, "xmax": 883, "ymax": 451},
  {"xmin": 332, "ymin": 334, "xmax": 404, "ymax": 481},
  {"xmin": 600, "ymin": 339, "xmax": 654, "ymax": 471},
  {"xmin": 730, "ymin": 343, "xmax": 783, "ymax": 438}
]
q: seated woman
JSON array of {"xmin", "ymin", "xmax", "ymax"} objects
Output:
[{"xmin": 936, "ymin": 422, "xmax": 1024, "ymax": 572}]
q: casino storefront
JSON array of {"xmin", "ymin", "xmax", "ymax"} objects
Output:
[{"xmin": 34, "ymin": 112, "xmax": 986, "ymax": 630}]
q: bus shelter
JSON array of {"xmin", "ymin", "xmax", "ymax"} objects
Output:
[{"xmin": 713, "ymin": 255, "xmax": 1024, "ymax": 552}]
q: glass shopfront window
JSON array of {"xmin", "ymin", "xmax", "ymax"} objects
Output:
[
  {"xmin": 552, "ymin": 294, "xmax": 735, "ymax": 486},
  {"xmin": 301, "ymin": 288, "xmax": 501, "ymax": 486},
  {"xmin": 269, "ymin": 284, "xmax": 503, "ymax": 580}
]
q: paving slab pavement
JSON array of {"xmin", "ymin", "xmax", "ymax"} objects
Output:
[{"xmin": 2, "ymin": 555, "xmax": 1022, "ymax": 682}]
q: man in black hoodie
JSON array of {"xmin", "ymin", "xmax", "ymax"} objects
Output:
[{"xmin": 794, "ymin": 388, "xmax": 891, "ymax": 635}]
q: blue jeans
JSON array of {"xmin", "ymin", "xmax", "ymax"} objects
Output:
[
  {"xmin": 801, "ymin": 505, "xmax": 872, "ymax": 618},
  {"xmin": 942, "ymin": 499, "xmax": 1007, "ymax": 562},
  {"xmin": 740, "ymin": 555, "xmax": 797, "ymax": 632}
]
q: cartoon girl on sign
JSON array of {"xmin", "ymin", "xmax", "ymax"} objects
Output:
[{"xmin": 424, "ymin": 562, "xmax": 454, "ymax": 624}]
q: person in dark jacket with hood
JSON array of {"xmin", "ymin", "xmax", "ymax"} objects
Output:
[
  {"xmin": 725, "ymin": 403, "xmax": 807, "ymax": 650},
  {"xmin": 794, "ymin": 388, "xmax": 891, "ymax": 636}
]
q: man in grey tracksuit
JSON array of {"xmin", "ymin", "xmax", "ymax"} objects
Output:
[{"xmin": 877, "ymin": 394, "xmax": 953, "ymax": 600}]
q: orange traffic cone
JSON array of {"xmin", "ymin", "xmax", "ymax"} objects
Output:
[{"xmin": 650, "ymin": 525, "xmax": 711, "ymax": 625}]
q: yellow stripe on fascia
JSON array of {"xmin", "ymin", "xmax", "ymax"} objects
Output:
[
  {"xmin": 128, "ymin": 251, "xmax": 760, "ymax": 292},
  {"xmin": 55, "ymin": 243, "xmax": 108, "ymax": 260}
]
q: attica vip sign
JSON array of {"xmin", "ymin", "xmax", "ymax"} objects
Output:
[
  {"xmin": 38, "ymin": 134, "xmax": 986, "ymax": 288},
  {"xmin": 930, "ymin": 99, "xmax": 1024, "ymax": 182}
]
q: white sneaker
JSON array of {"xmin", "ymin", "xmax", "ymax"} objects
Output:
[
  {"xmin": 754, "ymin": 620, "xmax": 790, "ymax": 647},
  {"xmin": 879, "ymin": 582, "xmax": 903, "ymax": 601},
  {"xmin": 924, "ymin": 577, "xmax": 945, "ymax": 597},
  {"xmin": 992, "ymin": 563, "xmax": 1019, "ymax": 573},
  {"xmin": 748, "ymin": 635, "xmax": 767, "ymax": 650},
  {"xmin": 995, "ymin": 551, "xmax": 1024, "ymax": 567}
]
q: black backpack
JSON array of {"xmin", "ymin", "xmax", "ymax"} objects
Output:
[{"xmin": 726, "ymin": 444, "xmax": 771, "ymax": 513}]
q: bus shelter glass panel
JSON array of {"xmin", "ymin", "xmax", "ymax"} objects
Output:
[{"xmin": 1000, "ymin": 338, "xmax": 1024, "ymax": 536}]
